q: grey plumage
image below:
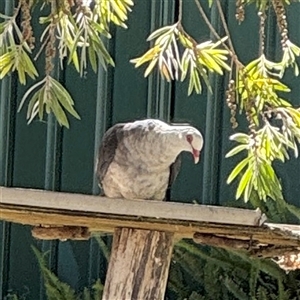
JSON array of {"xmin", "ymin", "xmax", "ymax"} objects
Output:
[
  {"xmin": 97, "ymin": 123, "xmax": 124, "ymax": 184},
  {"xmin": 96, "ymin": 119, "xmax": 203, "ymax": 201}
]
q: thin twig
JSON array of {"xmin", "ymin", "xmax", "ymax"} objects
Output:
[
  {"xmin": 193, "ymin": 0, "xmax": 224, "ymax": 45},
  {"xmin": 215, "ymin": 0, "xmax": 253, "ymax": 102},
  {"xmin": 178, "ymin": 0, "xmax": 183, "ymax": 23},
  {"xmin": 193, "ymin": 0, "xmax": 243, "ymax": 69},
  {"xmin": 229, "ymin": 57, "xmax": 234, "ymax": 80},
  {"xmin": 195, "ymin": 0, "xmax": 256, "ymax": 138},
  {"xmin": 215, "ymin": 0, "xmax": 237, "ymax": 58},
  {"xmin": 14, "ymin": 1, "xmax": 22, "ymax": 17},
  {"xmin": 258, "ymin": 11, "xmax": 266, "ymax": 57},
  {"xmin": 34, "ymin": 34, "xmax": 50, "ymax": 61}
]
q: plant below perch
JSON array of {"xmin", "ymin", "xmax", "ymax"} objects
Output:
[
  {"xmin": 32, "ymin": 246, "xmax": 104, "ymax": 300},
  {"xmin": 23, "ymin": 239, "xmax": 300, "ymax": 300}
]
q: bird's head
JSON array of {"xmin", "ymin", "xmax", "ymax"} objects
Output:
[
  {"xmin": 169, "ymin": 124, "xmax": 203, "ymax": 163},
  {"xmin": 137, "ymin": 119, "xmax": 204, "ymax": 164},
  {"xmin": 183, "ymin": 128, "xmax": 203, "ymax": 164}
]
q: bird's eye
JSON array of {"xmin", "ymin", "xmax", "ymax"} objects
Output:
[{"xmin": 186, "ymin": 134, "xmax": 193, "ymax": 143}]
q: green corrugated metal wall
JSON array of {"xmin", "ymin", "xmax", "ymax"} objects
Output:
[{"xmin": 0, "ymin": 0, "xmax": 299, "ymax": 298}]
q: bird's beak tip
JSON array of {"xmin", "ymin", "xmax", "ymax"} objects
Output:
[{"xmin": 192, "ymin": 149, "xmax": 200, "ymax": 164}]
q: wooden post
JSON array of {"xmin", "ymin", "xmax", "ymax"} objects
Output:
[{"xmin": 102, "ymin": 227, "xmax": 174, "ymax": 300}]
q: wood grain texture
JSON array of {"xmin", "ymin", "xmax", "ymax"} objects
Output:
[
  {"xmin": 1, "ymin": 204, "xmax": 300, "ymax": 248},
  {"xmin": 0, "ymin": 187, "xmax": 265, "ymax": 226},
  {"xmin": 102, "ymin": 228, "xmax": 174, "ymax": 300},
  {"xmin": 1, "ymin": 187, "xmax": 300, "ymax": 258}
]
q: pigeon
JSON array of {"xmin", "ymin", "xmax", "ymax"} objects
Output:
[{"xmin": 96, "ymin": 119, "xmax": 203, "ymax": 201}]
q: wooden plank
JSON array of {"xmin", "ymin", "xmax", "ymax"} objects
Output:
[
  {"xmin": 0, "ymin": 187, "xmax": 264, "ymax": 226},
  {"xmin": 1, "ymin": 187, "xmax": 300, "ymax": 253},
  {"xmin": 1, "ymin": 202, "xmax": 300, "ymax": 247}
]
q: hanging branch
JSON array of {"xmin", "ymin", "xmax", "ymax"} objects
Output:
[
  {"xmin": 131, "ymin": 0, "xmax": 230, "ymax": 95},
  {"xmin": 223, "ymin": 1, "xmax": 300, "ymax": 204},
  {"xmin": 18, "ymin": 0, "xmax": 80, "ymax": 128},
  {"xmin": 0, "ymin": 1, "xmax": 38, "ymax": 84},
  {"xmin": 0, "ymin": 0, "xmax": 133, "ymax": 127},
  {"xmin": 131, "ymin": 0, "xmax": 300, "ymax": 206}
]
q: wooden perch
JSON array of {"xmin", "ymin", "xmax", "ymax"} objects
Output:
[
  {"xmin": 1, "ymin": 187, "xmax": 268, "ymax": 239},
  {"xmin": 1, "ymin": 187, "xmax": 300, "ymax": 246},
  {"xmin": 0, "ymin": 187, "xmax": 264, "ymax": 227},
  {"xmin": 1, "ymin": 187, "xmax": 300, "ymax": 270}
]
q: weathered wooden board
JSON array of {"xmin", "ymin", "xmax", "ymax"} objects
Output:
[
  {"xmin": 1, "ymin": 187, "xmax": 300, "ymax": 250},
  {"xmin": 0, "ymin": 187, "xmax": 264, "ymax": 226}
]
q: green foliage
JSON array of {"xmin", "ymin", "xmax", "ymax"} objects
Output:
[
  {"xmin": 79, "ymin": 279, "xmax": 103, "ymax": 300},
  {"xmin": 223, "ymin": 276, "xmax": 249, "ymax": 299},
  {"xmin": 131, "ymin": 24, "xmax": 230, "ymax": 95},
  {"xmin": 227, "ymin": 128, "xmax": 287, "ymax": 202},
  {"xmin": 4, "ymin": 293, "xmax": 20, "ymax": 300},
  {"xmin": 226, "ymin": 56, "xmax": 300, "ymax": 202},
  {"xmin": 30, "ymin": 232, "xmax": 300, "ymax": 300},
  {"xmin": 0, "ymin": 0, "xmax": 132, "ymax": 127},
  {"xmin": 221, "ymin": 0, "xmax": 300, "ymax": 204},
  {"xmin": 167, "ymin": 240, "xmax": 300, "ymax": 300},
  {"xmin": 0, "ymin": 11, "xmax": 38, "ymax": 84},
  {"xmin": 238, "ymin": 55, "xmax": 291, "ymax": 113},
  {"xmin": 94, "ymin": 0, "xmax": 133, "ymax": 30},
  {"xmin": 32, "ymin": 246, "xmax": 78, "ymax": 300},
  {"xmin": 32, "ymin": 246, "xmax": 104, "ymax": 300},
  {"xmin": 19, "ymin": 75, "xmax": 80, "ymax": 127},
  {"xmin": 1, "ymin": 0, "xmax": 300, "ymax": 208},
  {"xmin": 130, "ymin": 0, "xmax": 300, "ymax": 204}
]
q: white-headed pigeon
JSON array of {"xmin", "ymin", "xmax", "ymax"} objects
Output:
[{"xmin": 96, "ymin": 119, "xmax": 203, "ymax": 201}]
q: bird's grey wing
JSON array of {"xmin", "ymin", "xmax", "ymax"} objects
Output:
[
  {"xmin": 165, "ymin": 154, "xmax": 182, "ymax": 201},
  {"xmin": 96, "ymin": 123, "xmax": 125, "ymax": 184},
  {"xmin": 169, "ymin": 154, "xmax": 182, "ymax": 186}
]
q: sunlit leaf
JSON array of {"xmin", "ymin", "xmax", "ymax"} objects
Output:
[
  {"xmin": 227, "ymin": 157, "xmax": 250, "ymax": 184},
  {"xmin": 88, "ymin": 43, "xmax": 97, "ymax": 72},
  {"xmin": 131, "ymin": 45, "xmax": 160, "ymax": 67},
  {"xmin": 178, "ymin": 32, "xmax": 194, "ymax": 49},
  {"xmin": 243, "ymin": 177, "xmax": 253, "ymax": 202},
  {"xmin": 144, "ymin": 57, "xmax": 158, "ymax": 77},
  {"xmin": 208, "ymin": 0, "xmax": 215, "ymax": 7},
  {"xmin": 229, "ymin": 133, "xmax": 249, "ymax": 144},
  {"xmin": 19, "ymin": 76, "xmax": 79, "ymax": 127},
  {"xmin": 236, "ymin": 166, "xmax": 252, "ymax": 199},
  {"xmin": 0, "ymin": 46, "xmax": 38, "ymax": 84},
  {"xmin": 225, "ymin": 144, "xmax": 248, "ymax": 158},
  {"xmin": 147, "ymin": 25, "xmax": 174, "ymax": 41}
]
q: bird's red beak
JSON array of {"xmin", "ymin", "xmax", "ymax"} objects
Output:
[{"xmin": 193, "ymin": 149, "xmax": 200, "ymax": 164}]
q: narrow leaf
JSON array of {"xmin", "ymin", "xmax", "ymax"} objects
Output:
[{"xmin": 227, "ymin": 157, "xmax": 250, "ymax": 184}]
